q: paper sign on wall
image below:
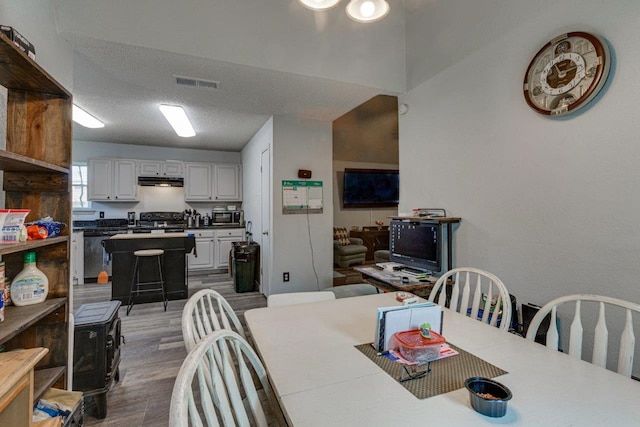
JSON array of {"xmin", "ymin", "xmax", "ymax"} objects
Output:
[{"xmin": 282, "ymin": 180, "xmax": 323, "ymax": 214}]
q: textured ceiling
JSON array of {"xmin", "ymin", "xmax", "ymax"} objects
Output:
[{"xmin": 69, "ymin": 36, "xmax": 382, "ymax": 151}]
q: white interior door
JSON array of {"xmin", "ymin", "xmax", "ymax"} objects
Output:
[{"xmin": 260, "ymin": 147, "xmax": 271, "ymax": 296}]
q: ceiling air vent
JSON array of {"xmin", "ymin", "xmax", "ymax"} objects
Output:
[{"xmin": 173, "ymin": 75, "xmax": 219, "ymax": 90}]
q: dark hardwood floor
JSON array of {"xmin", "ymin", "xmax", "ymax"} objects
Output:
[{"xmin": 73, "ymin": 272, "xmax": 267, "ymax": 426}]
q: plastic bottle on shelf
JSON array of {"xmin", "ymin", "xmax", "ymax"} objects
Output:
[
  {"xmin": 10, "ymin": 252, "xmax": 49, "ymax": 306},
  {"xmin": 0, "ymin": 261, "xmax": 4, "ymax": 322}
]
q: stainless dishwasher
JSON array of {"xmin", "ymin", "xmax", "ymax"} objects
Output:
[{"xmin": 83, "ymin": 231, "xmax": 120, "ymax": 280}]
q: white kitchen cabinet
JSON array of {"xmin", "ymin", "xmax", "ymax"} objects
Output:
[
  {"xmin": 88, "ymin": 158, "xmax": 138, "ymax": 201},
  {"xmin": 184, "ymin": 163, "xmax": 242, "ymax": 202},
  {"xmin": 214, "ymin": 228, "xmax": 244, "ymax": 269},
  {"xmin": 213, "ymin": 164, "xmax": 242, "ymax": 201},
  {"xmin": 88, "ymin": 159, "xmax": 111, "ymax": 200},
  {"xmin": 163, "ymin": 162, "xmax": 184, "ymax": 177},
  {"xmin": 187, "ymin": 230, "xmax": 215, "ymax": 271},
  {"xmin": 138, "ymin": 160, "xmax": 183, "ymax": 177},
  {"xmin": 72, "ymin": 231, "xmax": 85, "ymax": 285},
  {"xmin": 184, "ymin": 163, "xmax": 213, "ymax": 201}
]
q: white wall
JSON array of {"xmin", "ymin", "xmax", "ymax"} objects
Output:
[
  {"xmin": 401, "ymin": 0, "xmax": 640, "ymax": 374},
  {"xmin": 0, "ymin": 0, "xmax": 73, "ymax": 90},
  {"xmin": 73, "ymin": 140, "xmax": 242, "ymax": 219},
  {"xmin": 333, "ymin": 160, "xmax": 398, "ymax": 229},
  {"xmin": 241, "ymin": 117, "xmax": 273, "ymax": 292},
  {"xmin": 269, "ymin": 116, "xmax": 333, "ymax": 294}
]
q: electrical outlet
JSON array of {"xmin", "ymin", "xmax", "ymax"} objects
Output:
[{"xmin": 283, "ymin": 272, "xmax": 289, "ymax": 282}]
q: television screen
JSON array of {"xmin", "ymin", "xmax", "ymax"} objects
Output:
[
  {"xmin": 342, "ymin": 168, "xmax": 399, "ymax": 208},
  {"xmin": 389, "ymin": 220, "xmax": 441, "ymax": 273}
]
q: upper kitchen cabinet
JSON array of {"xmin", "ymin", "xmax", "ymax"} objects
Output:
[
  {"xmin": 88, "ymin": 158, "xmax": 138, "ymax": 201},
  {"xmin": 184, "ymin": 163, "xmax": 212, "ymax": 201},
  {"xmin": 138, "ymin": 160, "xmax": 183, "ymax": 177},
  {"xmin": 184, "ymin": 163, "xmax": 242, "ymax": 202},
  {"xmin": 213, "ymin": 164, "xmax": 242, "ymax": 201}
]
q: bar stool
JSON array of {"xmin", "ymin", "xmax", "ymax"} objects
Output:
[{"xmin": 127, "ymin": 249, "xmax": 167, "ymax": 315}]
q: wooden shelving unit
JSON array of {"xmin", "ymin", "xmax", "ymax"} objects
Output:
[{"xmin": 0, "ymin": 29, "xmax": 72, "ymax": 420}]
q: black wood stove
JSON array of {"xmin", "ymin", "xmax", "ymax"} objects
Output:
[{"xmin": 73, "ymin": 300, "xmax": 122, "ymax": 419}]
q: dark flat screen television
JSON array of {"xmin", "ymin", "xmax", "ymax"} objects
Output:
[
  {"xmin": 342, "ymin": 168, "xmax": 399, "ymax": 208},
  {"xmin": 389, "ymin": 220, "xmax": 441, "ymax": 273}
]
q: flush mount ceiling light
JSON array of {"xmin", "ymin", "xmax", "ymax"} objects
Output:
[
  {"xmin": 297, "ymin": 0, "xmax": 389, "ymax": 23},
  {"xmin": 159, "ymin": 104, "xmax": 196, "ymax": 138},
  {"xmin": 345, "ymin": 0, "xmax": 389, "ymax": 23},
  {"xmin": 298, "ymin": 0, "xmax": 341, "ymax": 11},
  {"xmin": 72, "ymin": 105, "xmax": 104, "ymax": 128}
]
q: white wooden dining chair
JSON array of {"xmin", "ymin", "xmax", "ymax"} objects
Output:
[
  {"xmin": 170, "ymin": 330, "xmax": 286, "ymax": 427},
  {"xmin": 429, "ymin": 267, "xmax": 512, "ymax": 331},
  {"xmin": 182, "ymin": 289, "xmax": 247, "ymax": 353},
  {"xmin": 267, "ymin": 291, "xmax": 335, "ymax": 307},
  {"xmin": 525, "ymin": 294, "xmax": 640, "ymax": 378}
]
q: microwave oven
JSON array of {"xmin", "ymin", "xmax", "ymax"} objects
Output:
[{"xmin": 212, "ymin": 210, "xmax": 242, "ymax": 225}]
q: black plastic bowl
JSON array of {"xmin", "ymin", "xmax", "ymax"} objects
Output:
[{"xmin": 464, "ymin": 377, "xmax": 512, "ymax": 418}]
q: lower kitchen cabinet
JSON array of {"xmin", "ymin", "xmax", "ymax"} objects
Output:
[
  {"xmin": 214, "ymin": 229, "xmax": 245, "ymax": 269},
  {"xmin": 187, "ymin": 230, "xmax": 215, "ymax": 271},
  {"xmin": 187, "ymin": 228, "xmax": 245, "ymax": 271},
  {"xmin": 72, "ymin": 231, "xmax": 84, "ymax": 285}
]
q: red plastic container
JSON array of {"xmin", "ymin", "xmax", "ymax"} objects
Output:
[{"xmin": 395, "ymin": 329, "xmax": 446, "ymax": 363}]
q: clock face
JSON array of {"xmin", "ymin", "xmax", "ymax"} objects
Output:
[{"xmin": 523, "ymin": 32, "xmax": 611, "ymax": 116}]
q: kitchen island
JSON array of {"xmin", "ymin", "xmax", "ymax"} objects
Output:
[{"xmin": 102, "ymin": 233, "xmax": 196, "ymax": 304}]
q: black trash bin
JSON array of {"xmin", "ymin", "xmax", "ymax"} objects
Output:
[{"xmin": 232, "ymin": 241, "xmax": 260, "ymax": 293}]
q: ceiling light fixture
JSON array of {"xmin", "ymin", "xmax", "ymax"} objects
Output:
[
  {"xmin": 72, "ymin": 105, "xmax": 105, "ymax": 128},
  {"xmin": 298, "ymin": 0, "xmax": 341, "ymax": 11},
  {"xmin": 298, "ymin": 0, "xmax": 390, "ymax": 23},
  {"xmin": 345, "ymin": 0, "xmax": 389, "ymax": 23},
  {"xmin": 159, "ymin": 104, "xmax": 196, "ymax": 138}
]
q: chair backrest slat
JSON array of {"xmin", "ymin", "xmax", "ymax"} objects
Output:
[
  {"xmin": 526, "ymin": 294, "xmax": 640, "ymax": 378},
  {"xmin": 546, "ymin": 306, "xmax": 559, "ymax": 351},
  {"xmin": 568, "ymin": 300, "xmax": 583, "ymax": 359},
  {"xmin": 459, "ymin": 272, "xmax": 471, "ymax": 314},
  {"xmin": 429, "ymin": 268, "xmax": 512, "ymax": 331},
  {"xmin": 481, "ymin": 281, "xmax": 493, "ymax": 325},
  {"xmin": 618, "ymin": 309, "xmax": 635, "ymax": 377},
  {"xmin": 448, "ymin": 271, "xmax": 460, "ymax": 309},
  {"xmin": 592, "ymin": 302, "xmax": 609, "ymax": 369}
]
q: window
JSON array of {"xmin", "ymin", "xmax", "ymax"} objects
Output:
[{"xmin": 72, "ymin": 163, "xmax": 90, "ymax": 208}]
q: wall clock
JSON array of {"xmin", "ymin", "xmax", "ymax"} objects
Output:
[{"xmin": 523, "ymin": 32, "xmax": 611, "ymax": 116}]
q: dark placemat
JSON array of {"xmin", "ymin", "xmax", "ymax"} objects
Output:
[{"xmin": 355, "ymin": 343, "xmax": 507, "ymax": 399}]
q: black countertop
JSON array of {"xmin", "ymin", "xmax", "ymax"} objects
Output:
[{"xmin": 73, "ymin": 224, "xmax": 245, "ymax": 233}]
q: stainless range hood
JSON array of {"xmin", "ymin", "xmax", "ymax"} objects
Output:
[{"xmin": 137, "ymin": 176, "xmax": 184, "ymax": 187}]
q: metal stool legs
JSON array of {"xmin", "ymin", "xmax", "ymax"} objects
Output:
[{"xmin": 127, "ymin": 249, "xmax": 167, "ymax": 315}]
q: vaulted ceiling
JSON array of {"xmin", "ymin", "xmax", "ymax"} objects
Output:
[{"xmin": 53, "ymin": 0, "xmax": 408, "ymax": 151}]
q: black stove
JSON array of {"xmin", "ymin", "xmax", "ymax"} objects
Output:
[{"xmin": 138, "ymin": 211, "xmax": 184, "ymax": 227}]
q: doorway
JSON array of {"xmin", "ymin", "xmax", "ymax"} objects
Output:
[{"xmin": 260, "ymin": 146, "xmax": 271, "ymax": 296}]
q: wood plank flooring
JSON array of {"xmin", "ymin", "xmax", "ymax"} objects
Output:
[{"xmin": 73, "ymin": 272, "xmax": 267, "ymax": 426}]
